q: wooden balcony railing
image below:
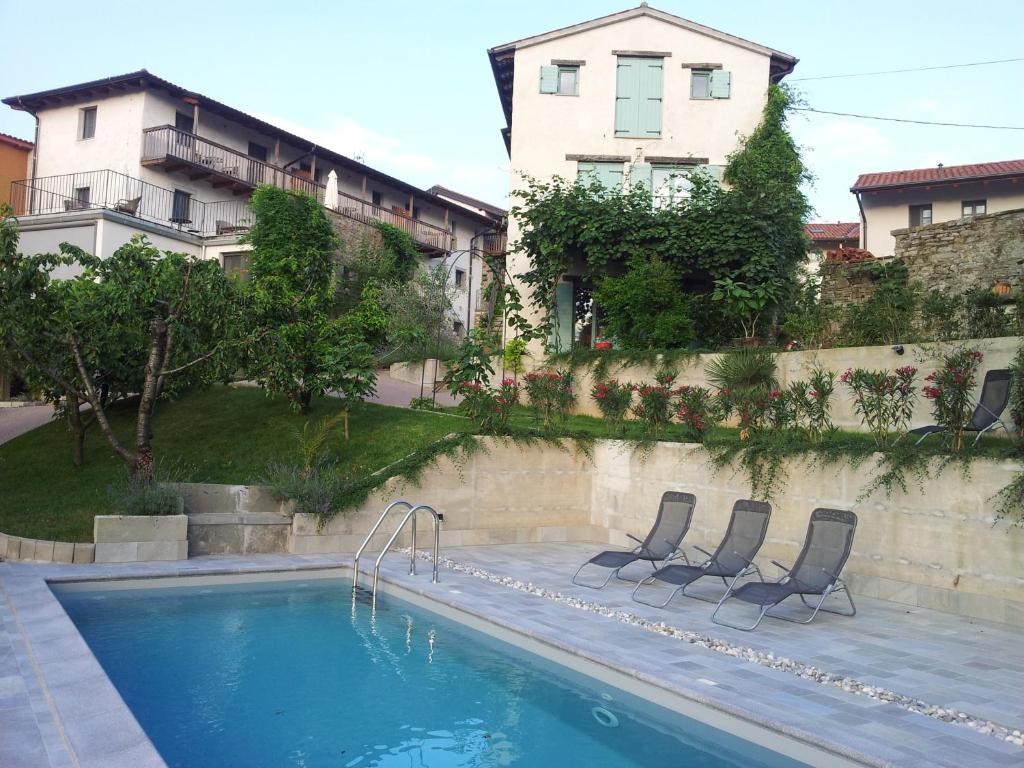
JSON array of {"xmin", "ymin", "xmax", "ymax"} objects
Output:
[
  {"xmin": 141, "ymin": 125, "xmax": 320, "ymax": 197},
  {"xmin": 328, "ymin": 188, "xmax": 455, "ymax": 252}
]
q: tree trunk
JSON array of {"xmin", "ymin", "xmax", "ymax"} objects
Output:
[
  {"xmin": 65, "ymin": 390, "xmax": 85, "ymax": 468},
  {"xmin": 132, "ymin": 318, "xmax": 168, "ymax": 484},
  {"xmin": 298, "ymin": 389, "xmax": 312, "ymax": 414}
]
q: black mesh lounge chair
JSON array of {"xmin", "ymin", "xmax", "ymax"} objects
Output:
[
  {"xmin": 632, "ymin": 500, "xmax": 771, "ymax": 608},
  {"xmin": 911, "ymin": 368, "xmax": 1013, "ymax": 446},
  {"xmin": 571, "ymin": 491, "xmax": 696, "ymax": 589},
  {"xmin": 711, "ymin": 508, "xmax": 857, "ymax": 631}
]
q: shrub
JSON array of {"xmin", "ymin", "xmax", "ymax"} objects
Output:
[
  {"xmin": 523, "ymin": 369, "xmax": 575, "ymax": 426},
  {"xmin": 840, "ymin": 280, "xmax": 919, "ymax": 345},
  {"xmin": 632, "ymin": 370, "xmax": 678, "ymax": 438},
  {"xmin": 591, "ymin": 378, "xmax": 633, "ymax": 430},
  {"xmin": 704, "ymin": 348, "xmax": 778, "ymax": 394},
  {"xmin": 840, "ymin": 365, "xmax": 918, "ymax": 446},
  {"xmin": 962, "ymin": 288, "xmax": 1014, "ymax": 339},
  {"xmin": 502, "ymin": 337, "xmax": 529, "ymax": 375},
  {"xmin": 592, "ymin": 258, "xmax": 696, "ymax": 350},
  {"xmin": 922, "ymin": 347, "xmax": 984, "ymax": 451},
  {"xmin": 107, "ymin": 475, "xmax": 182, "ymax": 516},
  {"xmin": 675, "ymin": 385, "xmax": 717, "ymax": 442},
  {"xmin": 919, "ymin": 289, "xmax": 964, "ymax": 342},
  {"xmin": 1011, "ymin": 339, "xmax": 1024, "ymax": 441},
  {"xmin": 458, "ymin": 378, "xmax": 519, "ymax": 434}
]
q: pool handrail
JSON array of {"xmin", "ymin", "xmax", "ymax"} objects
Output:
[
  {"xmin": 371, "ymin": 504, "xmax": 442, "ymax": 599},
  {"xmin": 352, "ymin": 499, "xmax": 412, "ymax": 591}
]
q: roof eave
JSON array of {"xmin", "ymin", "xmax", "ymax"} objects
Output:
[{"xmin": 851, "ymin": 171, "xmax": 1024, "ymax": 194}]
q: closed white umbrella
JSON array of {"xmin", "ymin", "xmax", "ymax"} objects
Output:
[{"xmin": 325, "ymin": 169, "xmax": 339, "ymax": 210}]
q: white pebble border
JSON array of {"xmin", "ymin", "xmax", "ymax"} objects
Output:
[{"xmin": 397, "ymin": 548, "xmax": 1024, "ymax": 748}]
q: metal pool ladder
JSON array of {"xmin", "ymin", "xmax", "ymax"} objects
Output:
[{"xmin": 352, "ymin": 500, "xmax": 443, "ymax": 598}]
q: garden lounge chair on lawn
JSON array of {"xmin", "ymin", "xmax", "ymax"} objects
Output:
[
  {"xmin": 711, "ymin": 508, "xmax": 857, "ymax": 631},
  {"xmin": 632, "ymin": 500, "xmax": 771, "ymax": 608},
  {"xmin": 572, "ymin": 491, "xmax": 696, "ymax": 589},
  {"xmin": 910, "ymin": 368, "xmax": 1013, "ymax": 446}
]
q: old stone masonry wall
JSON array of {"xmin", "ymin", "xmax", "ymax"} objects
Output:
[
  {"xmin": 821, "ymin": 207, "xmax": 1024, "ymax": 306},
  {"xmin": 894, "ymin": 207, "xmax": 1024, "ymax": 294}
]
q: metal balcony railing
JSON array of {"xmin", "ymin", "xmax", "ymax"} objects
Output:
[{"xmin": 9, "ymin": 170, "xmax": 253, "ymax": 236}]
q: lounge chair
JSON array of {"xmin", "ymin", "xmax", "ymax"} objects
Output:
[
  {"xmin": 113, "ymin": 195, "xmax": 142, "ymax": 216},
  {"xmin": 711, "ymin": 508, "xmax": 857, "ymax": 631},
  {"xmin": 632, "ymin": 500, "xmax": 771, "ymax": 608},
  {"xmin": 571, "ymin": 491, "xmax": 696, "ymax": 589},
  {"xmin": 910, "ymin": 368, "xmax": 1013, "ymax": 446}
]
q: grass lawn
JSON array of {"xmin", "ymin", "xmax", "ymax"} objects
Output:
[{"xmin": 0, "ymin": 385, "xmax": 469, "ymax": 543}]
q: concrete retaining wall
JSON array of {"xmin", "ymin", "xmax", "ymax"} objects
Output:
[
  {"xmin": 93, "ymin": 515, "xmax": 189, "ymax": 563},
  {"xmin": 388, "ymin": 359, "xmax": 447, "ymax": 388},
  {"xmin": 0, "ymin": 533, "xmax": 94, "ymax": 563},
  {"xmin": 527, "ymin": 336, "xmax": 1019, "ymax": 432}
]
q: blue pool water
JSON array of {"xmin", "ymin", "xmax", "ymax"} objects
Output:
[{"xmin": 55, "ymin": 578, "xmax": 807, "ymax": 768}]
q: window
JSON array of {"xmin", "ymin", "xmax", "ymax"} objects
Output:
[
  {"xmin": 222, "ymin": 253, "xmax": 250, "ymax": 281},
  {"xmin": 652, "ymin": 165, "xmax": 695, "ymax": 208},
  {"xmin": 455, "ymin": 269, "xmax": 466, "ymax": 288},
  {"xmin": 577, "ymin": 161, "xmax": 624, "ymax": 190},
  {"xmin": 175, "ymin": 111, "xmax": 194, "ymax": 134},
  {"xmin": 371, "ymin": 190, "xmax": 382, "ymax": 207},
  {"xmin": 247, "ymin": 142, "xmax": 268, "ymax": 161},
  {"xmin": 171, "ymin": 190, "xmax": 192, "ymax": 223},
  {"xmin": 962, "ymin": 199, "xmax": 987, "ymax": 217},
  {"xmin": 412, "ymin": 206, "xmax": 421, "ymax": 220},
  {"xmin": 691, "ymin": 71, "xmax": 711, "ymax": 99},
  {"xmin": 614, "ymin": 57, "xmax": 663, "ymax": 138},
  {"xmin": 453, "ymin": 320, "xmax": 465, "ymax": 337},
  {"xmin": 539, "ymin": 65, "xmax": 580, "ymax": 96},
  {"xmin": 909, "ymin": 204, "xmax": 933, "ymax": 228},
  {"xmin": 451, "ymin": 220, "xmax": 457, "ymax": 237},
  {"xmin": 79, "ymin": 107, "xmax": 97, "ymax": 140},
  {"xmin": 73, "ymin": 187, "xmax": 90, "ymax": 208}
]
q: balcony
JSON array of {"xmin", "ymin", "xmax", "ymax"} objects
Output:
[
  {"xmin": 9, "ymin": 170, "xmax": 252, "ymax": 237},
  {"xmin": 141, "ymin": 125, "xmax": 456, "ymax": 253},
  {"xmin": 478, "ymin": 231, "xmax": 506, "ymax": 256},
  {"xmin": 141, "ymin": 125, "xmax": 319, "ymax": 197}
]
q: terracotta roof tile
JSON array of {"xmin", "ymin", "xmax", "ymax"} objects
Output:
[
  {"xmin": 852, "ymin": 159, "xmax": 1024, "ymax": 191},
  {"xmin": 805, "ymin": 222, "xmax": 860, "ymax": 241},
  {"xmin": 0, "ymin": 131, "xmax": 33, "ymax": 150}
]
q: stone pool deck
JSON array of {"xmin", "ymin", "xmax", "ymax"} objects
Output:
[{"xmin": 2, "ymin": 545, "xmax": 1023, "ymax": 767}]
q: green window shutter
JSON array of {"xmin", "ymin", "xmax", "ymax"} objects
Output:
[
  {"xmin": 710, "ymin": 70, "xmax": 731, "ymax": 99},
  {"xmin": 630, "ymin": 162, "xmax": 652, "ymax": 191},
  {"xmin": 597, "ymin": 163, "xmax": 624, "ymax": 190},
  {"xmin": 577, "ymin": 161, "xmax": 596, "ymax": 182},
  {"xmin": 539, "ymin": 66, "xmax": 558, "ymax": 94},
  {"xmin": 614, "ymin": 58, "xmax": 639, "ymax": 135},
  {"xmin": 705, "ymin": 164, "xmax": 724, "ymax": 186},
  {"xmin": 638, "ymin": 59, "xmax": 663, "ymax": 135}
]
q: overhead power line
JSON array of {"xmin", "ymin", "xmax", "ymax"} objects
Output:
[
  {"xmin": 791, "ymin": 56, "xmax": 1024, "ymax": 82},
  {"xmin": 793, "ymin": 107, "xmax": 1024, "ymax": 130}
]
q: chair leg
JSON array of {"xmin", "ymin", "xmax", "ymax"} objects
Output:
[
  {"xmin": 776, "ymin": 583, "xmax": 856, "ymax": 624},
  {"xmin": 711, "ymin": 594, "xmax": 773, "ymax": 631},
  {"xmin": 631, "ymin": 578, "xmax": 685, "ymax": 608},
  {"xmin": 571, "ymin": 562, "xmax": 621, "ymax": 589},
  {"xmin": 613, "ymin": 560, "xmax": 659, "ymax": 585},
  {"xmin": 915, "ymin": 430, "xmax": 940, "ymax": 446}
]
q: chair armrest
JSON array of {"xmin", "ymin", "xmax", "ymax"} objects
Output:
[
  {"xmin": 626, "ymin": 532, "xmax": 652, "ymax": 557},
  {"xmin": 771, "ymin": 560, "xmax": 792, "ymax": 574},
  {"xmin": 730, "ymin": 550, "xmax": 756, "ymax": 567},
  {"xmin": 693, "ymin": 545, "xmax": 715, "ymax": 559}
]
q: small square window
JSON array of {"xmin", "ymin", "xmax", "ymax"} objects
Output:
[
  {"xmin": 690, "ymin": 71, "xmax": 712, "ymax": 99},
  {"xmin": 453, "ymin": 320, "xmax": 465, "ymax": 337},
  {"xmin": 371, "ymin": 191, "xmax": 382, "ymax": 207},
  {"xmin": 455, "ymin": 269, "xmax": 466, "ymax": 288},
  {"xmin": 962, "ymin": 199, "xmax": 986, "ymax": 217},
  {"xmin": 74, "ymin": 187, "xmax": 90, "ymax": 207},
  {"xmin": 910, "ymin": 204, "xmax": 933, "ymax": 228},
  {"xmin": 79, "ymin": 107, "xmax": 97, "ymax": 140},
  {"xmin": 557, "ymin": 67, "xmax": 579, "ymax": 96},
  {"xmin": 222, "ymin": 253, "xmax": 251, "ymax": 281}
]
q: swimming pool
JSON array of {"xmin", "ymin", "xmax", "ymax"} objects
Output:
[{"xmin": 55, "ymin": 576, "xmax": 808, "ymax": 768}]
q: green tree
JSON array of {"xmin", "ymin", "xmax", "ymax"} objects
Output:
[
  {"xmin": 243, "ymin": 186, "xmax": 377, "ymax": 414},
  {"xmin": 0, "ymin": 210, "xmax": 243, "ymax": 481},
  {"xmin": 592, "ymin": 257, "xmax": 696, "ymax": 349}
]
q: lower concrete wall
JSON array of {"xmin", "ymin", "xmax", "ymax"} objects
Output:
[
  {"xmin": 388, "ymin": 360, "xmax": 447, "ymax": 388},
  {"xmin": 288, "ymin": 437, "xmax": 1024, "ymax": 626},
  {"xmin": 0, "ymin": 533, "xmax": 94, "ymax": 563},
  {"xmin": 291, "ymin": 439, "xmax": 599, "ymax": 554},
  {"xmin": 589, "ymin": 441, "xmax": 1024, "ymax": 626}
]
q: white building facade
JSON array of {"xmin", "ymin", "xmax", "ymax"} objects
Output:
[
  {"xmin": 487, "ymin": 4, "xmax": 796, "ymax": 350},
  {"xmin": 4, "ymin": 71, "xmax": 505, "ymax": 334}
]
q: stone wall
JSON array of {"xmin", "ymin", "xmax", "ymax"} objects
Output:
[
  {"xmin": 285, "ymin": 437, "xmax": 1023, "ymax": 626},
  {"xmin": 92, "ymin": 515, "xmax": 189, "ymax": 563},
  {"xmin": 169, "ymin": 483, "xmax": 293, "ymax": 556},
  {"xmin": 531, "ymin": 336, "xmax": 1019, "ymax": 431},
  {"xmin": 894, "ymin": 207, "xmax": 1024, "ymax": 294},
  {"xmin": 819, "ymin": 258, "xmax": 894, "ymax": 307}
]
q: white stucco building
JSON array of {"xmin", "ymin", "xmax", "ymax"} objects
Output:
[
  {"xmin": 3, "ymin": 70, "xmax": 506, "ymax": 334},
  {"xmin": 851, "ymin": 159, "xmax": 1024, "ymax": 258},
  {"xmin": 487, "ymin": 4, "xmax": 797, "ymax": 350}
]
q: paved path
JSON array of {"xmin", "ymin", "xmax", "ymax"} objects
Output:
[
  {"xmin": 365, "ymin": 370, "xmax": 459, "ymax": 409},
  {"xmin": 0, "ymin": 405, "xmax": 54, "ymax": 446}
]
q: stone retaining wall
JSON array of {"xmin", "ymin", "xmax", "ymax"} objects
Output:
[
  {"xmin": 525, "ymin": 336, "xmax": 1019, "ymax": 432},
  {"xmin": 93, "ymin": 515, "xmax": 189, "ymax": 563}
]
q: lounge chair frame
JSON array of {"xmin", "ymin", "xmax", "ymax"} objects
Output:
[
  {"xmin": 712, "ymin": 508, "xmax": 858, "ymax": 631},
  {"xmin": 572, "ymin": 491, "xmax": 695, "ymax": 589},
  {"xmin": 913, "ymin": 369, "xmax": 1013, "ymax": 447}
]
